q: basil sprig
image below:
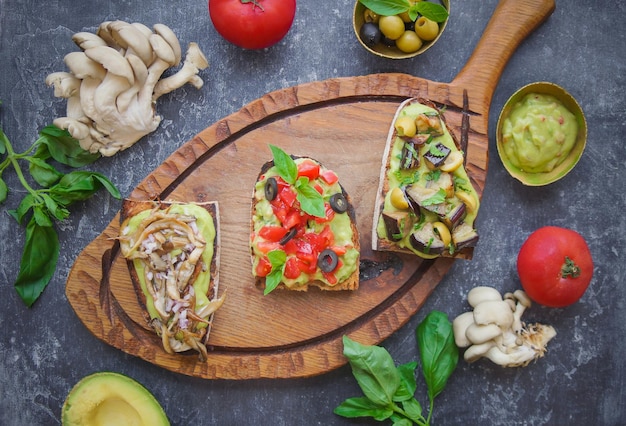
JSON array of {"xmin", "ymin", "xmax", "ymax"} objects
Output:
[
  {"xmin": 264, "ymin": 249, "xmax": 286, "ymax": 295},
  {"xmin": 269, "ymin": 144, "xmax": 325, "ymax": 218},
  {"xmin": 0, "ymin": 121, "xmax": 120, "ymax": 307},
  {"xmin": 335, "ymin": 311, "xmax": 458, "ymax": 425},
  {"xmin": 359, "ymin": 0, "xmax": 449, "ymax": 23}
]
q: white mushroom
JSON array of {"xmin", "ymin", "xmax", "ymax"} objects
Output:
[
  {"xmin": 152, "ymin": 42, "xmax": 208, "ymax": 99},
  {"xmin": 467, "ymin": 286, "xmax": 503, "ymax": 307},
  {"xmin": 453, "ymin": 286, "xmax": 556, "ymax": 367},
  {"xmin": 72, "ymin": 32, "xmax": 108, "ymax": 50},
  {"xmin": 46, "ymin": 20, "xmax": 209, "ymax": 156},
  {"xmin": 45, "ymin": 72, "xmax": 80, "ymax": 98}
]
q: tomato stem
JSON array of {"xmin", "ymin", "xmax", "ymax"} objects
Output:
[
  {"xmin": 241, "ymin": 0, "xmax": 264, "ymax": 12},
  {"xmin": 561, "ymin": 256, "xmax": 581, "ymax": 278}
]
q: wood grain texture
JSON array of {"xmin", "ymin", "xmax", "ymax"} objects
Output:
[{"xmin": 65, "ymin": 0, "xmax": 555, "ymax": 379}]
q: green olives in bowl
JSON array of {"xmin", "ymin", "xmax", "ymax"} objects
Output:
[
  {"xmin": 496, "ymin": 82, "xmax": 587, "ymax": 186},
  {"xmin": 353, "ymin": 0, "xmax": 449, "ymax": 59}
]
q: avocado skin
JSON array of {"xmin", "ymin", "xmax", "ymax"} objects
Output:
[{"xmin": 62, "ymin": 372, "xmax": 169, "ymax": 426}]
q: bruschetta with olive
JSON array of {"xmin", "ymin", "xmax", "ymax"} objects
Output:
[
  {"xmin": 372, "ymin": 98, "xmax": 480, "ymax": 259},
  {"xmin": 118, "ymin": 200, "xmax": 225, "ymax": 361},
  {"xmin": 250, "ymin": 145, "xmax": 360, "ymax": 294}
]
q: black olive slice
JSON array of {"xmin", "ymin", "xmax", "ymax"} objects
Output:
[
  {"xmin": 329, "ymin": 193, "xmax": 348, "ymax": 213},
  {"xmin": 264, "ymin": 177, "xmax": 278, "ymax": 201},
  {"xmin": 279, "ymin": 227, "xmax": 297, "ymax": 245},
  {"xmin": 317, "ymin": 249, "xmax": 339, "ymax": 273}
]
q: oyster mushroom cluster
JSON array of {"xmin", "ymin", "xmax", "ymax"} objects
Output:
[
  {"xmin": 46, "ymin": 21, "xmax": 209, "ymax": 156},
  {"xmin": 453, "ymin": 286, "xmax": 557, "ymax": 367}
]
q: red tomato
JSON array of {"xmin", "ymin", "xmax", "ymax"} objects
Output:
[
  {"xmin": 255, "ymin": 257, "xmax": 272, "ymax": 277},
  {"xmin": 208, "ymin": 0, "xmax": 296, "ymax": 50},
  {"xmin": 320, "ymin": 170, "xmax": 338, "ymax": 185},
  {"xmin": 297, "ymin": 160, "xmax": 320, "ymax": 180},
  {"xmin": 258, "ymin": 225, "xmax": 287, "ymax": 242},
  {"xmin": 284, "ymin": 257, "xmax": 301, "ymax": 279},
  {"xmin": 517, "ymin": 226, "xmax": 594, "ymax": 308}
]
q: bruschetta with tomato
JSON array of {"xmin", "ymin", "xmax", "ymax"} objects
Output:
[{"xmin": 250, "ymin": 145, "xmax": 360, "ymax": 294}]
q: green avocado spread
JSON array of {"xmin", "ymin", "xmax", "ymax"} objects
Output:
[{"xmin": 501, "ymin": 93, "xmax": 578, "ymax": 173}]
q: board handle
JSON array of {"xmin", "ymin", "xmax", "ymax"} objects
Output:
[{"xmin": 451, "ymin": 0, "xmax": 555, "ymax": 107}]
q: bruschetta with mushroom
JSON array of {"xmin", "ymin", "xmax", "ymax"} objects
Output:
[
  {"xmin": 372, "ymin": 98, "xmax": 480, "ymax": 259},
  {"xmin": 118, "ymin": 200, "xmax": 225, "ymax": 361}
]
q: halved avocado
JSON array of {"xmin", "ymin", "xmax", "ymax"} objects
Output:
[{"xmin": 62, "ymin": 372, "xmax": 169, "ymax": 426}]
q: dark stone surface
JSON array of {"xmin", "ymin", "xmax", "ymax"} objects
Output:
[{"xmin": 1, "ymin": 0, "xmax": 624, "ymax": 424}]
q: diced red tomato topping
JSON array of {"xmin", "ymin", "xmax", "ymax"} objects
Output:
[
  {"xmin": 256, "ymin": 240, "xmax": 281, "ymax": 254},
  {"xmin": 282, "ymin": 210, "xmax": 303, "ymax": 230},
  {"xmin": 284, "ymin": 257, "xmax": 301, "ymax": 279},
  {"xmin": 297, "ymin": 160, "xmax": 320, "ymax": 180},
  {"xmin": 259, "ymin": 226, "xmax": 288, "ymax": 242},
  {"xmin": 330, "ymin": 246, "xmax": 347, "ymax": 256},
  {"xmin": 320, "ymin": 170, "xmax": 338, "ymax": 185},
  {"xmin": 256, "ymin": 257, "xmax": 272, "ymax": 277}
]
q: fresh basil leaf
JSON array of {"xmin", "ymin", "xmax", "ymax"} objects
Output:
[
  {"xmin": 269, "ymin": 145, "xmax": 297, "ymax": 184},
  {"xmin": 334, "ymin": 397, "xmax": 393, "ymax": 421},
  {"xmin": 50, "ymin": 171, "xmax": 121, "ymax": 204},
  {"xmin": 14, "ymin": 216, "xmax": 60, "ymax": 307},
  {"xmin": 0, "ymin": 178, "xmax": 7, "ymax": 203},
  {"xmin": 264, "ymin": 268, "xmax": 282, "ymax": 295},
  {"xmin": 416, "ymin": 310, "xmax": 458, "ymax": 401},
  {"xmin": 295, "ymin": 177, "xmax": 325, "ymax": 218},
  {"xmin": 0, "ymin": 127, "xmax": 8, "ymax": 155},
  {"xmin": 421, "ymin": 188, "xmax": 446, "ymax": 206},
  {"xmin": 41, "ymin": 193, "xmax": 69, "ymax": 221},
  {"xmin": 36, "ymin": 125, "xmax": 100, "ymax": 167},
  {"xmin": 10, "ymin": 193, "xmax": 36, "ymax": 224},
  {"xmin": 412, "ymin": 1, "xmax": 449, "ymax": 23},
  {"xmin": 359, "ymin": 0, "xmax": 410, "ymax": 16},
  {"xmin": 267, "ymin": 249, "xmax": 286, "ymax": 266},
  {"xmin": 32, "ymin": 205, "xmax": 53, "ymax": 227},
  {"xmin": 391, "ymin": 417, "xmax": 413, "ymax": 426},
  {"xmin": 393, "ymin": 361, "xmax": 418, "ymax": 402},
  {"xmin": 264, "ymin": 249, "xmax": 287, "ymax": 295},
  {"xmin": 342, "ymin": 336, "xmax": 400, "ymax": 407},
  {"xmin": 400, "ymin": 398, "xmax": 423, "ymax": 424},
  {"xmin": 28, "ymin": 157, "xmax": 63, "ymax": 187}
]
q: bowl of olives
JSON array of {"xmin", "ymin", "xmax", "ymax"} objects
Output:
[
  {"xmin": 353, "ymin": 0, "xmax": 450, "ymax": 59},
  {"xmin": 496, "ymin": 82, "xmax": 587, "ymax": 186}
]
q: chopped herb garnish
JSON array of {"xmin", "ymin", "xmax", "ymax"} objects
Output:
[{"xmin": 422, "ymin": 188, "xmax": 447, "ymax": 206}]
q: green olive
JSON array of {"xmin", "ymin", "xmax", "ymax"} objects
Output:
[
  {"xmin": 395, "ymin": 116, "xmax": 417, "ymax": 137},
  {"xmin": 390, "ymin": 187, "xmax": 409, "ymax": 210},
  {"xmin": 415, "ymin": 17, "xmax": 440, "ymax": 41},
  {"xmin": 395, "ymin": 30, "xmax": 423, "ymax": 53},
  {"xmin": 378, "ymin": 15, "xmax": 405, "ymax": 40},
  {"xmin": 363, "ymin": 8, "xmax": 379, "ymax": 24}
]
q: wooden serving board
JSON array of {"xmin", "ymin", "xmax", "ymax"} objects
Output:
[{"xmin": 65, "ymin": 0, "xmax": 555, "ymax": 379}]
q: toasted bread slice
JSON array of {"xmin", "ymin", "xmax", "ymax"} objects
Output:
[
  {"xmin": 118, "ymin": 200, "xmax": 224, "ymax": 361},
  {"xmin": 372, "ymin": 98, "xmax": 480, "ymax": 259},
  {"xmin": 250, "ymin": 150, "xmax": 360, "ymax": 293}
]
